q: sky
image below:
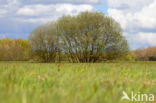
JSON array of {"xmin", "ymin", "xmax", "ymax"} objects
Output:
[{"xmin": 0, "ymin": 0, "xmax": 156, "ymax": 49}]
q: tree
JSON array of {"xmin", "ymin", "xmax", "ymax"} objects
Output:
[
  {"xmin": 133, "ymin": 47, "xmax": 156, "ymax": 61},
  {"xmin": 57, "ymin": 11, "xmax": 129, "ymax": 62},
  {"xmin": 29, "ymin": 22, "xmax": 60, "ymax": 62},
  {"xmin": 0, "ymin": 38, "xmax": 31, "ymax": 61},
  {"xmin": 29, "ymin": 11, "xmax": 129, "ymax": 62}
]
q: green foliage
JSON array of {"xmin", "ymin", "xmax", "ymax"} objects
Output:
[
  {"xmin": 0, "ymin": 61, "xmax": 155, "ymax": 103},
  {"xmin": 0, "ymin": 38, "xmax": 31, "ymax": 61},
  {"xmin": 29, "ymin": 23, "xmax": 60, "ymax": 62},
  {"xmin": 57, "ymin": 12, "xmax": 129, "ymax": 62},
  {"xmin": 124, "ymin": 52, "xmax": 136, "ymax": 61},
  {"xmin": 29, "ymin": 11, "xmax": 129, "ymax": 62}
]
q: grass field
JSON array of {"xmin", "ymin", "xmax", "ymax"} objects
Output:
[{"xmin": 0, "ymin": 61, "xmax": 155, "ymax": 103}]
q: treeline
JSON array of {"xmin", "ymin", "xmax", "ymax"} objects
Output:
[
  {"xmin": 1, "ymin": 37, "xmax": 155, "ymax": 62},
  {"xmin": 0, "ymin": 11, "xmax": 130, "ymax": 62},
  {"xmin": 1, "ymin": 38, "xmax": 156, "ymax": 62},
  {"xmin": 133, "ymin": 47, "xmax": 156, "ymax": 61},
  {"xmin": 0, "ymin": 38, "xmax": 31, "ymax": 61}
]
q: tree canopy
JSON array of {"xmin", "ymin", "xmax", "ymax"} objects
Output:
[
  {"xmin": 29, "ymin": 11, "xmax": 129, "ymax": 62},
  {"xmin": 0, "ymin": 38, "xmax": 31, "ymax": 61}
]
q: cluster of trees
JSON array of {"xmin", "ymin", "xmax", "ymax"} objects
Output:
[
  {"xmin": 133, "ymin": 47, "xmax": 156, "ymax": 61},
  {"xmin": 0, "ymin": 38, "xmax": 31, "ymax": 61},
  {"xmin": 0, "ymin": 37, "xmax": 155, "ymax": 62},
  {"xmin": 0, "ymin": 12, "xmax": 130, "ymax": 62},
  {"xmin": 29, "ymin": 11, "xmax": 129, "ymax": 62},
  {"xmin": 0, "ymin": 12, "xmax": 129, "ymax": 62}
]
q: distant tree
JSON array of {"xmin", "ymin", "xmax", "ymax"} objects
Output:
[
  {"xmin": 15, "ymin": 39, "xmax": 31, "ymax": 60},
  {"xmin": 134, "ymin": 47, "xmax": 156, "ymax": 61},
  {"xmin": 0, "ymin": 38, "xmax": 31, "ymax": 61},
  {"xmin": 57, "ymin": 11, "xmax": 129, "ymax": 62},
  {"xmin": 149, "ymin": 56, "xmax": 156, "ymax": 61},
  {"xmin": 29, "ymin": 23, "xmax": 60, "ymax": 62}
]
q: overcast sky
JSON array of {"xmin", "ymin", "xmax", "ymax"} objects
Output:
[{"xmin": 0, "ymin": 0, "xmax": 156, "ymax": 49}]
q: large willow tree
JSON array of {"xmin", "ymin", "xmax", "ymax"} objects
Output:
[
  {"xmin": 29, "ymin": 11, "xmax": 129, "ymax": 62},
  {"xmin": 57, "ymin": 11, "xmax": 129, "ymax": 62}
]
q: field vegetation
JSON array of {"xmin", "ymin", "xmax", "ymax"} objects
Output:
[{"xmin": 0, "ymin": 61, "xmax": 155, "ymax": 103}]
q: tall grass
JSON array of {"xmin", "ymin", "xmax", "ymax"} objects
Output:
[{"xmin": 0, "ymin": 62, "xmax": 155, "ymax": 103}]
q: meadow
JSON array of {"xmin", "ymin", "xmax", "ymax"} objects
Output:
[{"xmin": 0, "ymin": 61, "xmax": 155, "ymax": 103}]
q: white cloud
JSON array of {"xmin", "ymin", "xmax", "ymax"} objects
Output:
[
  {"xmin": 135, "ymin": 1, "xmax": 156, "ymax": 29},
  {"xmin": 16, "ymin": 4, "xmax": 94, "ymax": 23},
  {"xmin": 107, "ymin": 0, "xmax": 154, "ymax": 12},
  {"xmin": 0, "ymin": 9, "xmax": 7, "ymax": 14},
  {"xmin": 108, "ymin": 0, "xmax": 156, "ymax": 30},
  {"xmin": 0, "ymin": 0, "xmax": 95, "ymax": 38},
  {"xmin": 136, "ymin": 32, "xmax": 156, "ymax": 45},
  {"xmin": 20, "ymin": 0, "xmax": 100, "ymax": 4},
  {"xmin": 17, "ymin": 4, "xmax": 53, "ymax": 16},
  {"xmin": 108, "ymin": 0, "xmax": 156, "ymax": 48},
  {"xmin": 17, "ymin": 17, "xmax": 59, "ymax": 24},
  {"xmin": 17, "ymin": 8, "xmax": 35, "ymax": 16},
  {"xmin": 17, "ymin": 4, "xmax": 93, "ymax": 16}
]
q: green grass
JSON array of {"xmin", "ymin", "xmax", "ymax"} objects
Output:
[{"xmin": 0, "ymin": 61, "xmax": 155, "ymax": 103}]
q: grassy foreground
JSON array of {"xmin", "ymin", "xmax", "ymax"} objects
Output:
[{"xmin": 0, "ymin": 62, "xmax": 155, "ymax": 103}]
